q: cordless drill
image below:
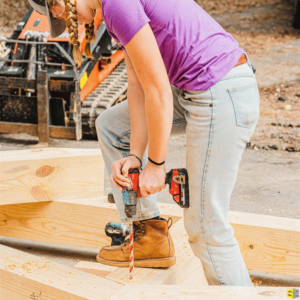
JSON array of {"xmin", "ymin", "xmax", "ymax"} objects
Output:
[
  {"xmin": 105, "ymin": 168, "xmax": 189, "ymax": 246},
  {"xmin": 122, "ymin": 168, "xmax": 189, "ymax": 218},
  {"xmin": 105, "ymin": 222, "xmax": 130, "ymax": 246},
  {"xmin": 165, "ymin": 168, "xmax": 189, "ymax": 208},
  {"xmin": 122, "ymin": 168, "xmax": 142, "ymax": 220}
]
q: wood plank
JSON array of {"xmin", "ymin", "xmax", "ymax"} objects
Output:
[
  {"xmin": 37, "ymin": 70, "xmax": 50, "ymax": 144},
  {"xmin": 107, "ymin": 212, "xmax": 300, "ymax": 278},
  {"xmin": 0, "ymin": 148, "xmax": 104, "ymax": 205},
  {"xmin": 161, "ymin": 256, "xmax": 207, "ymax": 286},
  {"xmin": 108, "ymin": 285, "xmax": 290, "ymax": 300},
  {"xmin": 105, "ymin": 219, "xmax": 208, "ymax": 286},
  {"xmin": 0, "ymin": 244, "xmax": 122, "ymax": 300},
  {"xmin": 0, "ymin": 122, "xmax": 76, "ymax": 139},
  {"xmin": 229, "ymin": 211, "xmax": 300, "ymax": 277},
  {"xmin": 0, "ymin": 122, "xmax": 38, "ymax": 135},
  {"xmin": 102, "ymin": 212, "xmax": 300, "ymax": 279},
  {"xmin": 0, "ymin": 77, "xmax": 36, "ymax": 89},
  {"xmin": 74, "ymin": 261, "xmax": 117, "ymax": 278},
  {"xmin": 0, "ymin": 197, "xmax": 182, "ymax": 249},
  {"xmin": 50, "ymin": 126, "xmax": 76, "ymax": 139}
]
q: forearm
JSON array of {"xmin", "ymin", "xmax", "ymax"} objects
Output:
[
  {"xmin": 124, "ymin": 25, "xmax": 173, "ymax": 164},
  {"xmin": 127, "ymin": 84, "xmax": 148, "ymax": 159},
  {"xmin": 145, "ymin": 89, "xmax": 173, "ymax": 163}
]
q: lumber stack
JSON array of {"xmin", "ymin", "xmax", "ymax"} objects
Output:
[{"xmin": 0, "ymin": 148, "xmax": 299, "ymax": 299}]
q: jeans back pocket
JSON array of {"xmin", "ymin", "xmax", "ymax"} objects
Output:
[{"xmin": 228, "ymin": 82, "xmax": 260, "ymax": 129}]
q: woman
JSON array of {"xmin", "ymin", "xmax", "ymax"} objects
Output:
[{"xmin": 29, "ymin": 0, "xmax": 260, "ymax": 286}]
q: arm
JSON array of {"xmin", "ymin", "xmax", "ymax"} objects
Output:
[
  {"xmin": 110, "ymin": 24, "xmax": 173, "ymax": 197},
  {"xmin": 125, "ymin": 24, "xmax": 173, "ymax": 197},
  {"xmin": 125, "ymin": 24, "xmax": 173, "ymax": 165},
  {"xmin": 110, "ymin": 53, "xmax": 148, "ymax": 190},
  {"xmin": 124, "ymin": 52, "xmax": 148, "ymax": 160}
]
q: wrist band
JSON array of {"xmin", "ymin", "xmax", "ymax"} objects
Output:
[
  {"xmin": 148, "ymin": 157, "xmax": 165, "ymax": 166},
  {"xmin": 129, "ymin": 153, "xmax": 142, "ymax": 169}
]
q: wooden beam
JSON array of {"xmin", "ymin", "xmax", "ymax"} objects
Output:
[
  {"xmin": 108, "ymin": 285, "xmax": 291, "ymax": 300},
  {"xmin": 49, "ymin": 126, "xmax": 76, "ymax": 139},
  {"xmin": 104, "ymin": 212, "xmax": 300, "ymax": 279},
  {"xmin": 160, "ymin": 256, "xmax": 206, "ymax": 286},
  {"xmin": 74, "ymin": 261, "xmax": 117, "ymax": 278},
  {"xmin": 0, "ymin": 122, "xmax": 76, "ymax": 139},
  {"xmin": 105, "ymin": 219, "xmax": 208, "ymax": 286},
  {"xmin": 37, "ymin": 70, "xmax": 50, "ymax": 144},
  {"xmin": 75, "ymin": 258, "xmax": 207, "ymax": 286},
  {"xmin": 0, "ymin": 244, "xmax": 122, "ymax": 300},
  {"xmin": 102, "ymin": 211, "xmax": 300, "ymax": 279},
  {"xmin": 229, "ymin": 211, "xmax": 300, "ymax": 277},
  {"xmin": 0, "ymin": 148, "xmax": 104, "ymax": 205},
  {"xmin": 0, "ymin": 122, "xmax": 38, "ymax": 136},
  {"xmin": 1, "ymin": 195, "xmax": 298, "ymax": 276},
  {"xmin": 0, "ymin": 197, "xmax": 182, "ymax": 249}
]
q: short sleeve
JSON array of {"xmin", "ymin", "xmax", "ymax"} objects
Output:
[{"xmin": 102, "ymin": 0, "xmax": 150, "ymax": 47}]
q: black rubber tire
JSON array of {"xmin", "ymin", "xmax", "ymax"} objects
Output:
[{"xmin": 293, "ymin": 0, "xmax": 300, "ymax": 29}]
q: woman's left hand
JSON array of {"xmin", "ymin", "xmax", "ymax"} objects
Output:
[{"xmin": 139, "ymin": 163, "xmax": 166, "ymax": 198}]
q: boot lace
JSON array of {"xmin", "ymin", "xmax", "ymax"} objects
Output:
[{"xmin": 123, "ymin": 222, "xmax": 146, "ymax": 246}]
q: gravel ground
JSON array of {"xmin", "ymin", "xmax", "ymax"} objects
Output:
[{"xmin": 0, "ymin": 0, "xmax": 299, "ymax": 288}]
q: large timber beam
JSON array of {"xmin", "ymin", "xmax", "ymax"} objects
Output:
[
  {"xmin": 0, "ymin": 197, "xmax": 182, "ymax": 249},
  {"xmin": 0, "ymin": 196, "xmax": 298, "ymax": 276},
  {"xmin": 109, "ymin": 285, "xmax": 293, "ymax": 300},
  {"xmin": 0, "ymin": 244, "xmax": 122, "ymax": 300},
  {"xmin": 0, "ymin": 148, "xmax": 104, "ymax": 205},
  {"xmin": 229, "ymin": 211, "xmax": 300, "ymax": 277}
]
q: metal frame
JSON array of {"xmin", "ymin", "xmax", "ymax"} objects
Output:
[{"xmin": 0, "ymin": 38, "xmax": 81, "ymax": 143}]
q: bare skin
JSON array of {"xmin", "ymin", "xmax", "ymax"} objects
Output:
[
  {"xmin": 50, "ymin": 0, "xmax": 97, "ymax": 25},
  {"xmin": 52, "ymin": 0, "xmax": 173, "ymax": 198}
]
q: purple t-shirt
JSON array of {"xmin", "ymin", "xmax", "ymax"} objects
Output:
[{"xmin": 101, "ymin": 0, "xmax": 243, "ymax": 91}]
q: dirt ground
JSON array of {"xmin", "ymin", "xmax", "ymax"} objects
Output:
[{"xmin": 0, "ymin": 0, "xmax": 299, "ymax": 288}]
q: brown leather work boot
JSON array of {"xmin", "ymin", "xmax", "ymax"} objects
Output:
[{"xmin": 96, "ymin": 218, "xmax": 176, "ymax": 268}]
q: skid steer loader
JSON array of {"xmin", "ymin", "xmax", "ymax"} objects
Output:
[{"xmin": 0, "ymin": 8, "xmax": 128, "ymax": 144}]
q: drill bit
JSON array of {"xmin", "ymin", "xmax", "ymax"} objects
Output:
[{"xmin": 129, "ymin": 218, "xmax": 134, "ymax": 280}]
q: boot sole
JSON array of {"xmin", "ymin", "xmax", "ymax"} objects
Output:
[{"xmin": 96, "ymin": 255, "xmax": 176, "ymax": 268}]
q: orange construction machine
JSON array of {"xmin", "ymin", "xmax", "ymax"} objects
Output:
[{"xmin": 0, "ymin": 8, "xmax": 127, "ymax": 144}]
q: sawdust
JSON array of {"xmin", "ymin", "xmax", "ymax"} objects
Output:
[
  {"xmin": 251, "ymin": 277, "xmax": 263, "ymax": 285},
  {"xmin": 5, "ymin": 259, "xmax": 51, "ymax": 273}
]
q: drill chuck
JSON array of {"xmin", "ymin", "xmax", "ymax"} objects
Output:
[
  {"xmin": 122, "ymin": 168, "xmax": 140, "ymax": 219},
  {"xmin": 122, "ymin": 189, "xmax": 138, "ymax": 218}
]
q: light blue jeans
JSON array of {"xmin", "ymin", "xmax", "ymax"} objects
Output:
[{"xmin": 96, "ymin": 59, "xmax": 260, "ymax": 286}]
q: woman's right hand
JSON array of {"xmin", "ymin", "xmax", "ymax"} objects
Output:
[{"xmin": 110, "ymin": 156, "xmax": 141, "ymax": 190}]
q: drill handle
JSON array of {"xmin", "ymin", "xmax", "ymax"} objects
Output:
[{"xmin": 165, "ymin": 169, "xmax": 173, "ymax": 186}]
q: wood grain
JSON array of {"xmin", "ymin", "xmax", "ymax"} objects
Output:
[
  {"xmin": 229, "ymin": 211, "xmax": 300, "ymax": 277},
  {"xmin": 0, "ymin": 244, "xmax": 122, "ymax": 300},
  {"xmin": 0, "ymin": 197, "xmax": 182, "ymax": 249},
  {"xmin": 108, "ymin": 285, "xmax": 290, "ymax": 300},
  {"xmin": 0, "ymin": 148, "xmax": 104, "ymax": 205},
  {"xmin": 74, "ymin": 261, "xmax": 117, "ymax": 278}
]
